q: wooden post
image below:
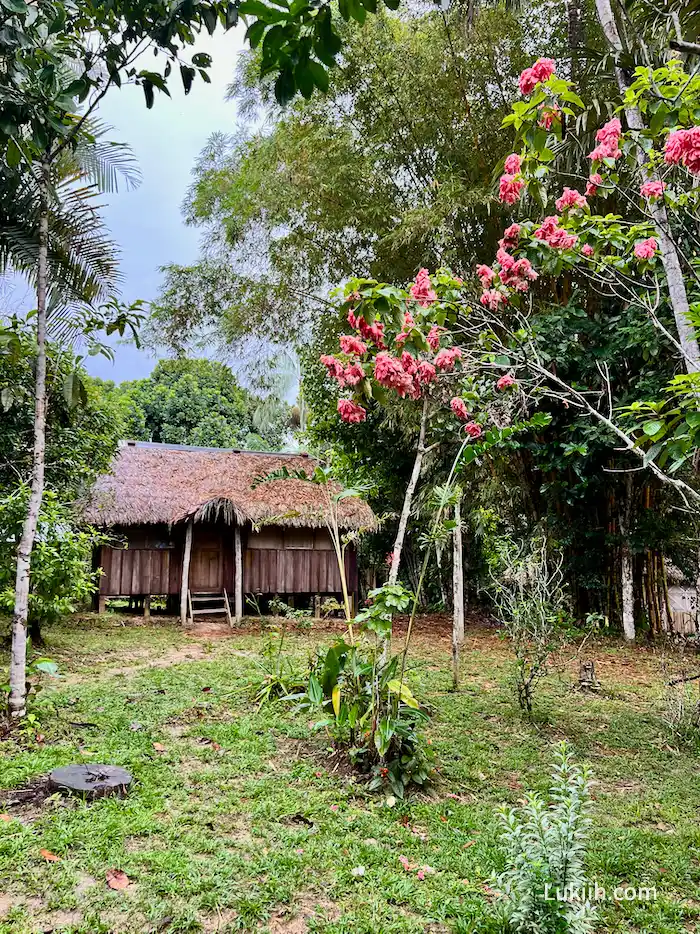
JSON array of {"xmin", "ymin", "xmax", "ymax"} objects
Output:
[
  {"xmin": 98, "ymin": 595, "xmax": 106, "ymax": 614},
  {"xmin": 234, "ymin": 524, "xmax": 243, "ymax": 621},
  {"xmin": 143, "ymin": 595, "xmax": 151, "ymax": 620},
  {"xmin": 180, "ymin": 518, "xmax": 193, "ymax": 627}
]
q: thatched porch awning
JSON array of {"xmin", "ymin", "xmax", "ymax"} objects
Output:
[{"xmin": 82, "ymin": 441, "xmax": 376, "ymax": 531}]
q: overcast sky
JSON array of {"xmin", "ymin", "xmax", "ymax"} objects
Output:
[{"xmin": 84, "ymin": 28, "xmax": 245, "ymax": 384}]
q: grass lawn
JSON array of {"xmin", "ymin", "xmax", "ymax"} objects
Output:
[{"xmin": 1, "ymin": 613, "xmax": 699, "ymax": 933}]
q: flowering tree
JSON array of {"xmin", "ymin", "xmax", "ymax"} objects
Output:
[
  {"xmin": 320, "ymin": 269, "xmax": 470, "ymax": 588},
  {"xmin": 464, "ymin": 50, "xmax": 700, "ymax": 639}
]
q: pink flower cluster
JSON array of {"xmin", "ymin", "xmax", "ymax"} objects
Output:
[
  {"xmin": 518, "ymin": 58, "xmax": 556, "ymax": 95},
  {"xmin": 374, "ymin": 351, "xmax": 415, "ymax": 397},
  {"xmin": 337, "ymin": 399, "xmax": 366, "ymax": 423},
  {"xmin": 581, "ymin": 243, "xmax": 594, "ymax": 258},
  {"xmin": 585, "ymin": 173, "xmax": 603, "ymax": 197},
  {"xmin": 339, "ymin": 335, "xmax": 367, "ymax": 356},
  {"xmin": 634, "ymin": 237, "xmax": 658, "ymax": 260},
  {"xmin": 451, "ymin": 397, "xmax": 469, "ymax": 420},
  {"xmin": 555, "ymin": 187, "xmax": 587, "ymax": 212},
  {"xmin": 477, "ymin": 264, "xmax": 495, "ymax": 288},
  {"xmin": 499, "ymin": 223, "xmax": 521, "ymax": 250},
  {"xmin": 497, "ymin": 248, "xmax": 538, "ymax": 292},
  {"xmin": 434, "ymin": 347, "xmax": 463, "ymax": 371},
  {"xmin": 348, "ymin": 310, "xmax": 386, "ymax": 348},
  {"xmin": 589, "ymin": 118, "xmax": 622, "ymax": 162},
  {"xmin": 410, "ymin": 268, "xmax": 437, "ymax": 307},
  {"xmin": 464, "ymin": 421, "xmax": 482, "ymax": 439},
  {"xmin": 504, "ymin": 153, "xmax": 521, "ymax": 174},
  {"xmin": 538, "ymin": 105, "xmax": 561, "ymax": 130},
  {"xmin": 374, "ymin": 350, "xmax": 440, "ymax": 400},
  {"xmin": 640, "ymin": 179, "xmax": 665, "ymax": 199},
  {"xmin": 480, "ymin": 289, "xmax": 507, "ymax": 311},
  {"xmin": 427, "ymin": 325, "xmax": 441, "ymax": 351},
  {"xmin": 499, "ymin": 174, "xmax": 524, "ymax": 205},
  {"xmin": 534, "ymin": 215, "xmax": 577, "ymax": 249},
  {"xmin": 497, "ymin": 374, "xmax": 516, "ymax": 391},
  {"xmin": 664, "ymin": 127, "xmax": 700, "ymax": 174},
  {"xmin": 321, "ymin": 354, "xmax": 365, "ymax": 388}
]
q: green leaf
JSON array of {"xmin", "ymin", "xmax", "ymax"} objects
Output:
[
  {"xmin": 274, "ymin": 66, "xmax": 296, "ymax": 105},
  {"xmin": 0, "ymin": 0, "xmax": 27, "ymax": 13},
  {"xmin": 6, "ymin": 138, "xmax": 21, "ymax": 168},
  {"xmin": 387, "ymin": 679, "xmax": 419, "ymax": 709},
  {"xmin": 642, "ymin": 419, "xmax": 663, "ymax": 437}
]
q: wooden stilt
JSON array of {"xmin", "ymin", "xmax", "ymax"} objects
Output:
[
  {"xmin": 98, "ymin": 595, "xmax": 106, "ymax": 614},
  {"xmin": 180, "ymin": 519, "xmax": 193, "ymax": 627},
  {"xmin": 234, "ymin": 524, "xmax": 243, "ymax": 622},
  {"xmin": 144, "ymin": 595, "xmax": 151, "ymax": 620}
]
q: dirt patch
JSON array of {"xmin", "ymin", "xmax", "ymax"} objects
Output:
[
  {"xmin": 267, "ymin": 894, "xmax": 340, "ymax": 933},
  {"xmin": 0, "ymin": 776, "xmax": 75, "ymax": 823},
  {"xmin": 200, "ymin": 908, "xmax": 239, "ymax": 932}
]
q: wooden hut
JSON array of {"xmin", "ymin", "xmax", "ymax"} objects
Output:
[{"xmin": 83, "ymin": 441, "xmax": 375, "ymax": 624}]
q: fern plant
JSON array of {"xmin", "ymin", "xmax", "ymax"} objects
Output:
[{"xmin": 495, "ymin": 742, "xmax": 596, "ymax": 934}]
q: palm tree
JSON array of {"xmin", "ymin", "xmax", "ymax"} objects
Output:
[{"xmin": 1, "ymin": 122, "xmax": 139, "ymax": 718}]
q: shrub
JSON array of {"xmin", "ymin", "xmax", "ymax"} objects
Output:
[
  {"xmin": 488, "ymin": 537, "xmax": 569, "ymax": 715},
  {"xmin": 0, "ymin": 489, "xmax": 105, "ymax": 640},
  {"xmin": 495, "ymin": 742, "xmax": 596, "ymax": 934},
  {"xmin": 288, "ymin": 635, "xmax": 434, "ymax": 797}
]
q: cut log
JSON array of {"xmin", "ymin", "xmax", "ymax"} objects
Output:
[{"xmin": 49, "ymin": 764, "xmax": 132, "ymax": 800}]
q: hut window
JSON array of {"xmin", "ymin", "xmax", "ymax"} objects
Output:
[
  {"xmin": 248, "ymin": 528, "xmax": 284, "ymax": 549},
  {"xmin": 284, "ymin": 529, "xmax": 315, "ymax": 550}
]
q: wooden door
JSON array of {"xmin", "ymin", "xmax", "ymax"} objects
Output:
[{"xmin": 190, "ymin": 531, "xmax": 223, "ymax": 592}]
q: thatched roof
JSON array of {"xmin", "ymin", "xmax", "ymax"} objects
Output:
[{"xmin": 82, "ymin": 442, "xmax": 376, "ymax": 531}]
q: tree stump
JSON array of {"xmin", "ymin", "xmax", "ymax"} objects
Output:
[
  {"xmin": 48, "ymin": 764, "xmax": 132, "ymax": 800},
  {"xmin": 578, "ymin": 660, "xmax": 601, "ymax": 693}
]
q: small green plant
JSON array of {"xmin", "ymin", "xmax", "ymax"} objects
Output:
[
  {"xmin": 662, "ymin": 672, "xmax": 700, "ymax": 747},
  {"xmin": 495, "ymin": 742, "xmax": 596, "ymax": 934},
  {"xmin": 2, "ymin": 651, "xmax": 59, "ymax": 735},
  {"xmin": 287, "ymin": 584, "xmax": 435, "ymax": 799},
  {"xmin": 269, "ymin": 595, "xmax": 313, "ymax": 628},
  {"xmin": 251, "ymin": 625, "xmax": 305, "ymax": 708}
]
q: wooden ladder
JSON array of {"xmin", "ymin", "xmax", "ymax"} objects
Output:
[{"xmin": 187, "ymin": 590, "xmax": 233, "ymax": 627}]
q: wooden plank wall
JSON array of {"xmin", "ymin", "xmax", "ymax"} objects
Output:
[
  {"xmin": 244, "ymin": 548, "xmax": 356, "ymax": 595},
  {"xmin": 99, "ymin": 546, "xmax": 182, "ymax": 596}
]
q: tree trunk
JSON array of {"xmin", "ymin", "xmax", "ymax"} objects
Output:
[
  {"xmin": 595, "ymin": 0, "xmax": 700, "ymax": 373},
  {"xmin": 451, "ymin": 497, "xmax": 464, "ymax": 690},
  {"xmin": 388, "ymin": 397, "xmax": 429, "ymax": 585},
  {"xmin": 381, "ymin": 398, "xmax": 429, "ymax": 663},
  {"xmin": 619, "ymin": 475, "xmax": 636, "ymax": 641},
  {"xmin": 180, "ymin": 518, "xmax": 193, "ymax": 627},
  {"xmin": 8, "ymin": 158, "xmax": 50, "ymax": 719}
]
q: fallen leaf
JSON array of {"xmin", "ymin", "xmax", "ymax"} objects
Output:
[
  {"xmin": 152, "ymin": 742, "xmax": 166, "ymax": 752},
  {"xmin": 462, "ymin": 840, "xmax": 476, "ymax": 849},
  {"xmin": 105, "ymin": 869, "xmax": 130, "ymax": 890},
  {"xmin": 40, "ymin": 849, "xmax": 60, "ymax": 862},
  {"xmin": 0, "ymin": 814, "xmax": 11, "ymax": 823},
  {"xmin": 201, "ymin": 686, "xmax": 212, "ymax": 693}
]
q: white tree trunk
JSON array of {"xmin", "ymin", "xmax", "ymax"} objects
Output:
[
  {"xmin": 388, "ymin": 397, "xmax": 429, "ymax": 585},
  {"xmin": 180, "ymin": 518, "xmax": 193, "ymax": 627},
  {"xmin": 381, "ymin": 398, "xmax": 429, "ymax": 663},
  {"xmin": 619, "ymin": 475, "xmax": 636, "ymax": 641},
  {"xmin": 595, "ymin": 0, "xmax": 700, "ymax": 373},
  {"xmin": 234, "ymin": 524, "xmax": 243, "ymax": 621},
  {"xmin": 8, "ymin": 159, "xmax": 50, "ymax": 720},
  {"xmin": 451, "ymin": 497, "xmax": 464, "ymax": 690}
]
